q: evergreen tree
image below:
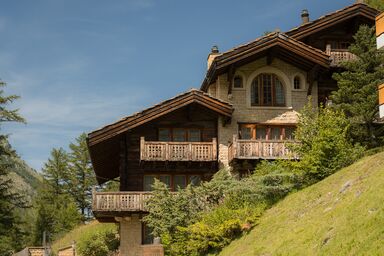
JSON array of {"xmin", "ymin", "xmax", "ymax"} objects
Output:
[
  {"xmin": 366, "ymin": 0, "xmax": 384, "ymax": 11},
  {"xmin": 331, "ymin": 25, "xmax": 384, "ymax": 147},
  {"xmin": 66, "ymin": 133, "xmax": 97, "ymax": 221},
  {"xmin": 34, "ymin": 148, "xmax": 81, "ymax": 245},
  {"xmin": 0, "ymin": 80, "xmax": 27, "ymax": 255}
]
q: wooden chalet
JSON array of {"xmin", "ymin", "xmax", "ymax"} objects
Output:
[{"xmin": 87, "ymin": 3, "xmax": 380, "ymax": 256}]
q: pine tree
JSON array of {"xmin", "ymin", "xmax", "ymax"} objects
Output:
[
  {"xmin": 331, "ymin": 25, "xmax": 384, "ymax": 147},
  {"xmin": 34, "ymin": 148, "xmax": 81, "ymax": 244},
  {"xmin": 0, "ymin": 80, "xmax": 27, "ymax": 255},
  {"xmin": 67, "ymin": 133, "xmax": 97, "ymax": 221},
  {"xmin": 366, "ymin": 0, "xmax": 384, "ymax": 11}
]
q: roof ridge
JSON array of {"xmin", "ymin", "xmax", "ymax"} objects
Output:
[
  {"xmin": 286, "ymin": 2, "xmax": 378, "ymax": 36},
  {"xmin": 89, "ymin": 89, "xmax": 232, "ymax": 136}
]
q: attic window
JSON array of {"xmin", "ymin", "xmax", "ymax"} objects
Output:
[
  {"xmin": 233, "ymin": 75, "xmax": 243, "ymax": 88},
  {"xmin": 294, "ymin": 76, "xmax": 301, "ymax": 90}
]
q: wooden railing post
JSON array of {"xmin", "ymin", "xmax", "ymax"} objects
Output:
[
  {"xmin": 232, "ymin": 135, "xmax": 237, "ymax": 158},
  {"xmin": 140, "ymin": 137, "xmax": 145, "ymax": 161},
  {"xmin": 212, "ymin": 138, "xmax": 217, "ymax": 160}
]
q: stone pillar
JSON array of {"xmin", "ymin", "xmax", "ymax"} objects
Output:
[{"xmin": 118, "ymin": 215, "xmax": 142, "ymax": 256}]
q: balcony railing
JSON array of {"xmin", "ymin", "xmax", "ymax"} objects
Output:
[
  {"xmin": 140, "ymin": 137, "xmax": 217, "ymax": 162},
  {"xmin": 92, "ymin": 191, "xmax": 152, "ymax": 214},
  {"xmin": 325, "ymin": 46, "xmax": 357, "ymax": 67},
  {"xmin": 228, "ymin": 136, "xmax": 299, "ymax": 162}
]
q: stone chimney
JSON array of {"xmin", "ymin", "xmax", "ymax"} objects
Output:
[
  {"xmin": 207, "ymin": 45, "xmax": 220, "ymax": 70},
  {"xmin": 301, "ymin": 9, "xmax": 310, "ymax": 24}
]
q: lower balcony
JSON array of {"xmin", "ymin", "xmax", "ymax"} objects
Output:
[
  {"xmin": 228, "ymin": 137, "xmax": 299, "ymax": 162},
  {"xmin": 92, "ymin": 191, "xmax": 152, "ymax": 221},
  {"xmin": 140, "ymin": 137, "xmax": 217, "ymax": 162}
]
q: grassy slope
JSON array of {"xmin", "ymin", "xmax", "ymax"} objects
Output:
[
  {"xmin": 219, "ymin": 152, "xmax": 384, "ymax": 256},
  {"xmin": 51, "ymin": 221, "xmax": 117, "ymax": 254}
]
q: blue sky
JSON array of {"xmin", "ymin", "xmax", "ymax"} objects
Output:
[{"xmin": 1, "ymin": 0, "xmax": 355, "ymax": 171}]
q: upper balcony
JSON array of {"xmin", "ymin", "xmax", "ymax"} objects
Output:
[
  {"xmin": 228, "ymin": 136, "xmax": 299, "ymax": 162},
  {"xmin": 140, "ymin": 137, "xmax": 217, "ymax": 162},
  {"xmin": 325, "ymin": 45, "xmax": 357, "ymax": 67},
  {"xmin": 92, "ymin": 191, "xmax": 152, "ymax": 221}
]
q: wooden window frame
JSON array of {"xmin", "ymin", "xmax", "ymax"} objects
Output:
[
  {"xmin": 293, "ymin": 76, "xmax": 301, "ymax": 90},
  {"xmin": 251, "ymin": 73, "xmax": 285, "ymax": 107},
  {"xmin": 238, "ymin": 124, "xmax": 296, "ymax": 140},
  {"xmin": 158, "ymin": 127, "xmax": 202, "ymax": 142},
  {"xmin": 143, "ymin": 174, "xmax": 203, "ymax": 192}
]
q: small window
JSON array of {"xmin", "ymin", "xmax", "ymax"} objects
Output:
[
  {"xmin": 233, "ymin": 75, "xmax": 243, "ymax": 89},
  {"xmin": 159, "ymin": 175, "xmax": 171, "ymax": 188},
  {"xmin": 189, "ymin": 175, "xmax": 201, "ymax": 186},
  {"xmin": 256, "ymin": 127, "xmax": 266, "ymax": 140},
  {"xmin": 173, "ymin": 175, "xmax": 186, "ymax": 190},
  {"xmin": 143, "ymin": 175, "xmax": 156, "ymax": 191},
  {"xmin": 159, "ymin": 128, "xmax": 171, "ymax": 141},
  {"xmin": 271, "ymin": 127, "xmax": 281, "ymax": 140},
  {"xmin": 173, "ymin": 129, "xmax": 186, "ymax": 142},
  {"xmin": 142, "ymin": 223, "xmax": 154, "ymax": 244},
  {"xmin": 294, "ymin": 76, "xmax": 301, "ymax": 90},
  {"xmin": 188, "ymin": 129, "xmax": 201, "ymax": 142},
  {"xmin": 240, "ymin": 126, "xmax": 252, "ymax": 139},
  {"xmin": 285, "ymin": 127, "xmax": 295, "ymax": 140}
]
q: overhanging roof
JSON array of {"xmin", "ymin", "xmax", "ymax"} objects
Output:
[
  {"xmin": 87, "ymin": 89, "xmax": 233, "ymax": 184},
  {"xmin": 286, "ymin": 3, "xmax": 379, "ymax": 40},
  {"xmin": 201, "ymin": 33, "xmax": 330, "ymax": 91}
]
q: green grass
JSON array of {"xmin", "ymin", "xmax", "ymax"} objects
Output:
[
  {"xmin": 51, "ymin": 220, "xmax": 118, "ymax": 254},
  {"xmin": 219, "ymin": 152, "xmax": 384, "ymax": 256}
]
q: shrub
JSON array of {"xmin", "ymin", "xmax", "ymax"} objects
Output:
[{"xmin": 77, "ymin": 229, "xmax": 119, "ymax": 256}]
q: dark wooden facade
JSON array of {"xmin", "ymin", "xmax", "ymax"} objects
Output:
[{"xmin": 120, "ymin": 104, "xmax": 220, "ymax": 191}]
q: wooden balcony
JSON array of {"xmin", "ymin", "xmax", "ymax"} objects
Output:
[
  {"xmin": 228, "ymin": 136, "xmax": 298, "ymax": 162},
  {"xmin": 325, "ymin": 46, "xmax": 357, "ymax": 67},
  {"xmin": 140, "ymin": 137, "xmax": 217, "ymax": 162},
  {"xmin": 92, "ymin": 191, "xmax": 152, "ymax": 220}
]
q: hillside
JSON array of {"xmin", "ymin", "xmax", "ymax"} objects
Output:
[
  {"xmin": 9, "ymin": 156, "xmax": 43, "ymax": 200},
  {"xmin": 219, "ymin": 152, "xmax": 384, "ymax": 256}
]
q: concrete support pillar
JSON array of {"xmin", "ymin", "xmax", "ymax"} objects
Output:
[{"xmin": 118, "ymin": 215, "xmax": 142, "ymax": 256}]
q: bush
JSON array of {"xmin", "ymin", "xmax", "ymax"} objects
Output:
[
  {"xmin": 291, "ymin": 101, "xmax": 364, "ymax": 184},
  {"xmin": 77, "ymin": 228, "xmax": 119, "ymax": 256}
]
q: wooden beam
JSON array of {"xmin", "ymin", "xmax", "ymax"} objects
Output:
[
  {"xmin": 119, "ymin": 134, "xmax": 128, "ymax": 191},
  {"xmin": 227, "ymin": 64, "xmax": 236, "ymax": 95},
  {"xmin": 307, "ymin": 64, "xmax": 320, "ymax": 96}
]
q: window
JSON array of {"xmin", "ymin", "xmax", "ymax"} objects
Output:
[
  {"xmin": 188, "ymin": 129, "xmax": 201, "ymax": 142},
  {"xmin": 173, "ymin": 129, "xmax": 186, "ymax": 142},
  {"xmin": 294, "ymin": 76, "xmax": 301, "ymax": 90},
  {"xmin": 144, "ymin": 174, "xmax": 201, "ymax": 191},
  {"xmin": 233, "ymin": 75, "xmax": 243, "ymax": 89},
  {"xmin": 239, "ymin": 124, "xmax": 295, "ymax": 140},
  {"xmin": 173, "ymin": 175, "xmax": 186, "ymax": 190},
  {"xmin": 142, "ymin": 223, "xmax": 154, "ymax": 244},
  {"xmin": 143, "ymin": 175, "xmax": 156, "ymax": 191},
  {"xmin": 158, "ymin": 128, "xmax": 202, "ymax": 142},
  {"xmin": 159, "ymin": 128, "xmax": 171, "ymax": 141},
  {"xmin": 251, "ymin": 73, "xmax": 285, "ymax": 106}
]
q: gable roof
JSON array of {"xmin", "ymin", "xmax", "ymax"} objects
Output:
[
  {"xmin": 88, "ymin": 89, "xmax": 232, "ymax": 146},
  {"xmin": 87, "ymin": 89, "xmax": 233, "ymax": 184},
  {"xmin": 286, "ymin": 3, "xmax": 379, "ymax": 40},
  {"xmin": 201, "ymin": 32, "xmax": 330, "ymax": 91}
]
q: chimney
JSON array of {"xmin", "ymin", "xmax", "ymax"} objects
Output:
[
  {"xmin": 301, "ymin": 9, "xmax": 310, "ymax": 24},
  {"xmin": 207, "ymin": 45, "xmax": 220, "ymax": 70}
]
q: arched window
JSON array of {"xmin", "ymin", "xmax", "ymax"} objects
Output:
[
  {"xmin": 251, "ymin": 73, "xmax": 285, "ymax": 106},
  {"xmin": 233, "ymin": 75, "xmax": 243, "ymax": 88},
  {"xmin": 293, "ymin": 76, "xmax": 301, "ymax": 90}
]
